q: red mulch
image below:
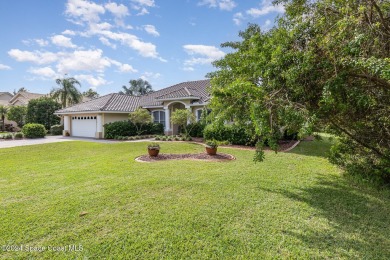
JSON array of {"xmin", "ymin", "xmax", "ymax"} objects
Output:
[{"xmin": 136, "ymin": 152, "xmax": 235, "ymax": 162}]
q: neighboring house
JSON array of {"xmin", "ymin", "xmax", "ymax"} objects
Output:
[
  {"xmin": 8, "ymin": 91, "xmax": 45, "ymax": 106},
  {"xmin": 0, "ymin": 92, "xmax": 16, "ymax": 129},
  {"xmin": 0, "ymin": 92, "xmax": 13, "ymax": 106},
  {"xmin": 55, "ymin": 79, "xmax": 211, "ymax": 138}
]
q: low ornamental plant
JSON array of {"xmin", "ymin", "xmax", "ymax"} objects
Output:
[
  {"xmin": 205, "ymin": 140, "xmax": 218, "ymax": 149},
  {"xmin": 147, "ymin": 143, "xmax": 160, "ymax": 150},
  {"xmin": 22, "ymin": 123, "xmax": 46, "ymax": 138}
]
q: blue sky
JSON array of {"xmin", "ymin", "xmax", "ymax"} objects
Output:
[{"xmin": 0, "ymin": 0, "xmax": 284, "ymax": 95}]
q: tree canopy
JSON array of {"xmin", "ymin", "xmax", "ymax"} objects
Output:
[
  {"xmin": 83, "ymin": 89, "xmax": 100, "ymax": 99},
  {"xmin": 51, "ymin": 77, "xmax": 82, "ymax": 108},
  {"xmin": 120, "ymin": 79, "xmax": 154, "ymax": 96},
  {"xmin": 7, "ymin": 106, "xmax": 27, "ymax": 127},
  {"xmin": 26, "ymin": 97, "xmax": 61, "ymax": 130},
  {"xmin": 208, "ymin": 0, "xmax": 390, "ymax": 183},
  {"xmin": 129, "ymin": 108, "xmax": 153, "ymax": 135}
]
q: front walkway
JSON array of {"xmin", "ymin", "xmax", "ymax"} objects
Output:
[{"xmin": 0, "ymin": 136, "xmax": 119, "ymax": 149}]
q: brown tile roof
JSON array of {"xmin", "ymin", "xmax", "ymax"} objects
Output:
[
  {"xmin": 55, "ymin": 93, "xmax": 140, "ymax": 114},
  {"xmin": 55, "ymin": 79, "xmax": 211, "ymax": 114},
  {"xmin": 140, "ymin": 79, "xmax": 210, "ymax": 107},
  {"xmin": 9, "ymin": 91, "xmax": 45, "ymax": 105}
]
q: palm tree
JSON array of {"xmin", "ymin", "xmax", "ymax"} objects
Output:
[
  {"xmin": 119, "ymin": 78, "xmax": 153, "ymax": 96},
  {"xmin": 0, "ymin": 105, "xmax": 8, "ymax": 131},
  {"xmin": 51, "ymin": 77, "xmax": 82, "ymax": 108}
]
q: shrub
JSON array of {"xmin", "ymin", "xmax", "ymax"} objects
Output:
[
  {"xmin": 204, "ymin": 124, "xmax": 256, "ymax": 146},
  {"xmin": 22, "ymin": 123, "xmax": 46, "ymax": 138},
  {"xmin": 183, "ymin": 122, "xmax": 206, "ymax": 137},
  {"xmin": 50, "ymin": 124, "xmax": 64, "ymax": 135},
  {"xmin": 14, "ymin": 132, "xmax": 24, "ymax": 139},
  {"xmin": 104, "ymin": 120, "xmax": 163, "ymax": 139},
  {"xmin": 3, "ymin": 133, "xmax": 13, "ymax": 139}
]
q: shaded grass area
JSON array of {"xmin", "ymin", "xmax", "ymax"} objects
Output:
[{"xmin": 0, "ymin": 138, "xmax": 389, "ymax": 259}]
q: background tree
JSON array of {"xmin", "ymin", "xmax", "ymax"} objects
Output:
[
  {"xmin": 170, "ymin": 109, "xmax": 196, "ymax": 138},
  {"xmin": 13, "ymin": 87, "xmax": 28, "ymax": 95},
  {"xmin": 26, "ymin": 97, "xmax": 61, "ymax": 130},
  {"xmin": 129, "ymin": 108, "xmax": 152, "ymax": 135},
  {"xmin": 119, "ymin": 78, "xmax": 154, "ymax": 96},
  {"xmin": 83, "ymin": 89, "xmax": 100, "ymax": 99},
  {"xmin": 208, "ymin": 0, "xmax": 390, "ymax": 183},
  {"xmin": 7, "ymin": 106, "xmax": 27, "ymax": 128},
  {"xmin": 51, "ymin": 77, "xmax": 82, "ymax": 108},
  {"xmin": 0, "ymin": 105, "xmax": 8, "ymax": 131}
]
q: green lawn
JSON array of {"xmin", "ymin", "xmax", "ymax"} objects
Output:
[{"xmin": 1, "ymin": 138, "xmax": 389, "ymax": 259}]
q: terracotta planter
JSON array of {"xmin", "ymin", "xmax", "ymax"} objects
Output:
[
  {"xmin": 205, "ymin": 147, "xmax": 217, "ymax": 155},
  {"xmin": 148, "ymin": 148, "xmax": 160, "ymax": 157}
]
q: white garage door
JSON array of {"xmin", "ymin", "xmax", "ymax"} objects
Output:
[{"xmin": 71, "ymin": 116, "xmax": 97, "ymax": 138}]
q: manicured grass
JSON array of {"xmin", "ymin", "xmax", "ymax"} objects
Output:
[{"xmin": 1, "ymin": 138, "xmax": 389, "ymax": 259}]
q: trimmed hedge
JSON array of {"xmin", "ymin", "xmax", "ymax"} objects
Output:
[
  {"xmin": 181, "ymin": 122, "xmax": 206, "ymax": 138},
  {"xmin": 203, "ymin": 124, "xmax": 258, "ymax": 146},
  {"xmin": 22, "ymin": 123, "xmax": 46, "ymax": 138},
  {"xmin": 104, "ymin": 120, "xmax": 163, "ymax": 139},
  {"xmin": 50, "ymin": 124, "xmax": 64, "ymax": 135}
]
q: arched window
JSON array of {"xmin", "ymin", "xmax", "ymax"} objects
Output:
[{"xmin": 152, "ymin": 111, "xmax": 165, "ymax": 127}]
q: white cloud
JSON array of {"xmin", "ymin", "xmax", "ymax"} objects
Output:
[
  {"xmin": 118, "ymin": 64, "xmax": 137, "ymax": 73},
  {"xmin": 141, "ymin": 71, "xmax": 161, "ymax": 80},
  {"xmin": 62, "ymin": 29, "xmax": 76, "ymax": 35},
  {"xmin": 182, "ymin": 67, "xmax": 194, "ymax": 72},
  {"xmin": 131, "ymin": 0, "xmax": 155, "ymax": 7},
  {"xmin": 35, "ymin": 39, "xmax": 49, "ymax": 47},
  {"xmin": 0, "ymin": 64, "xmax": 11, "ymax": 70},
  {"xmin": 143, "ymin": 25, "xmax": 159, "ymax": 37},
  {"xmin": 246, "ymin": 0, "xmax": 285, "ymax": 17},
  {"xmin": 98, "ymin": 30, "xmax": 163, "ymax": 59},
  {"xmin": 74, "ymin": 74, "xmax": 108, "ymax": 88},
  {"xmin": 28, "ymin": 66, "xmax": 58, "ymax": 78},
  {"xmin": 198, "ymin": 0, "xmax": 236, "ymax": 11},
  {"xmin": 233, "ymin": 12, "xmax": 244, "ymax": 25},
  {"xmin": 56, "ymin": 49, "xmax": 111, "ymax": 74},
  {"xmin": 99, "ymin": 37, "xmax": 117, "ymax": 49},
  {"xmin": 51, "ymin": 35, "xmax": 77, "ymax": 48},
  {"xmin": 131, "ymin": 0, "xmax": 155, "ymax": 15},
  {"xmin": 65, "ymin": 0, "xmax": 105, "ymax": 24},
  {"xmin": 183, "ymin": 45, "xmax": 225, "ymax": 66},
  {"xmin": 105, "ymin": 2, "xmax": 129, "ymax": 18},
  {"xmin": 8, "ymin": 49, "xmax": 59, "ymax": 65}
]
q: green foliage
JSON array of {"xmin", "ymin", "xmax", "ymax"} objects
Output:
[
  {"xmin": 22, "ymin": 123, "xmax": 46, "ymax": 138},
  {"xmin": 205, "ymin": 140, "xmax": 218, "ymax": 149},
  {"xmin": 0, "ymin": 105, "xmax": 8, "ymax": 131},
  {"xmin": 104, "ymin": 120, "xmax": 163, "ymax": 139},
  {"xmin": 83, "ymin": 89, "xmax": 99, "ymax": 99},
  {"xmin": 209, "ymin": 1, "xmax": 390, "ymax": 182},
  {"xmin": 120, "ymin": 78, "xmax": 154, "ymax": 96},
  {"xmin": 147, "ymin": 143, "xmax": 160, "ymax": 150},
  {"xmin": 51, "ymin": 77, "xmax": 82, "ymax": 108},
  {"xmin": 171, "ymin": 109, "xmax": 196, "ymax": 138},
  {"xmin": 14, "ymin": 132, "xmax": 24, "ymax": 139},
  {"xmin": 7, "ymin": 106, "xmax": 27, "ymax": 127},
  {"xmin": 1, "ymin": 133, "xmax": 13, "ymax": 139},
  {"xmin": 203, "ymin": 123, "xmax": 257, "ymax": 146},
  {"xmin": 26, "ymin": 97, "xmax": 61, "ymax": 130},
  {"xmin": 183, "ymin": 122, "xmax": 206, "ymax": 137},
  {"xmin": 129, "ymin": 108, "xmax": 153, "ymax": 135},
  {"xmin": 50, "ymin": 124, "xmax": 64, "ymax": 135}
]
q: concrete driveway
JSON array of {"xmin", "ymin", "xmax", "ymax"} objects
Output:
[{"xmin": 0, "ymin": 136, "xmax": 119, "ymax": 149}]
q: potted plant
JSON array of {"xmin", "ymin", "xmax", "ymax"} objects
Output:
[
  {"xmin": 147, "ymin": 143, "xmax": 160, "ymax": 157},
  {"xmin": 205, "ymin": 140, "xmax": 218, "ymax": 155}
]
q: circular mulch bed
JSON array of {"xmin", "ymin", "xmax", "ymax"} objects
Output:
[{"xmin": 135, "ymin": 152, "xmax": 235, "ymax": 163}]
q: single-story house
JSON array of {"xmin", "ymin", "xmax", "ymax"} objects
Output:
[{"xmin": 54, "ymin": 79, "xmax": 211, "ymax": 138}]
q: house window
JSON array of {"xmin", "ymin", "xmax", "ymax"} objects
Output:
[
  {"xmin": 196, "ymin": 109, "xmax": 211, "ymax": 122},
  {"xmin": 152, "ymin": 111, "xmax": 165, "ymax": 127}
]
